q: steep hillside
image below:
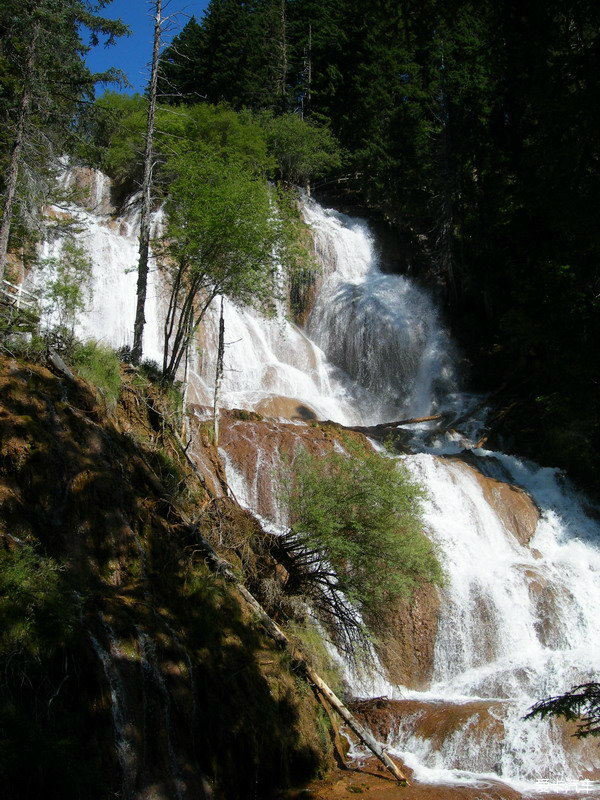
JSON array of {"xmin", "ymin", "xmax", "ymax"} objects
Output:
[{"xmin": 0, "ymin": 354, "xmax": 334, "ymax": 800}]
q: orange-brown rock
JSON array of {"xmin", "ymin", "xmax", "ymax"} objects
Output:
[
  {"xmin": 286, "ymin": 758, "xmax": 600, "ymax": 800},
  {"xmin": 212, "ymin": 411, "xmax": 442, "ymax": 689},
  {"xmin": 447, "ymin": 455, "xmax": 539, "ymax": 546},
  {"xmin": 255, "ymin": 394, "xmax": 319, "ymax": 420},
  {"xmin": 284, "ymin": 759, "xmax": 524, "ymax": 800},
  {"xmin": 367, "ymin": 584, "xmax": 440, "ymax": 689},
  {"xmin": 64, "ymin": 165, "xmax": 116, "ymax": 215},
  {"xmin": 213, "ymin": 411, "xmax": 358, "ymax": 521},
  {"xmin": 350, "ymin": 698, "xmax": 505, "ymax": 748}
]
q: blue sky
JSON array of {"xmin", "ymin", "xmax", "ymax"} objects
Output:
[{"xmin": 85, "ymin": 0, "xmax": 210, "ymax": 95}]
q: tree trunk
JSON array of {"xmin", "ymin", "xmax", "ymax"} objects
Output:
[
  {"xmin": 132, "ymin": 0, "xmax": 162, "ymax": 365},
  {"xmin": 305, "ymin": 668, "xmax": 409, "ymax": 785},
  {"xmin": 213, "ymin": 296, "xmax": 225, "ymax": 446},
  {"xmin": 278, "ymin": 0, "xmax": 288, "ymax": 106},
  {"xmin": 0, "ymin": 22, "xmax": 40, "ymax": 282},
  {"xmin": 302, "ymin": 23, "xmax": 312, "ymax": 119}
]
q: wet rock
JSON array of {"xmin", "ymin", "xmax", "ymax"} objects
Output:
[
  {"xmin": 368, "ymin": 584, "xmax": 441, "ymax": 690},
  {"xmin": 214, "ymin": 412, "xmax": 354, "ymax": 523},
  {"xmin": 255, "ymin": 395, "xmax": 319, "ymax": 420},
  {"xmin": 448, "ymin": 455, "xmax": 539, "ymax": 546},
  {"xmin": 63, "ymin": 165, "xmax": 116, "ymax": 215},
  {"xmin": 351, "ymin": 698, "xmax": 505, "ymax": 750}
]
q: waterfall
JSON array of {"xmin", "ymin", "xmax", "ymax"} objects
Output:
[
  {"xmin": 209, "ymin": 196, "xmax": 600, "ymax": 794},
  {"xmin": 88, "ymin": 618, "xmax": 137, "ymax": 800},
  {"xmin": 189, "ymin": 199, "xmax": 461, "ymax": 427},
  {"xmin": 33, "ymin": 168, "xmax": 163, "ymax": 364},
  {"xmin": 304, "ymin": 200, "xmax": 461, "ymax": 423},
  {"xmin": 391, "ymin": 452, "xmax": 600, "ymax": 790},
  {"xmin": 42, "ymin": 169, "xmax": 600, "ymax": 795}
]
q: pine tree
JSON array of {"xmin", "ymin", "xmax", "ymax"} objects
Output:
[
  {"xmin": 0, "ymin": 0, "xmax": 127, "ymax": 281},
  {"xmin": 158, "ymin": 0, "xmax": 292, "ymax": 111}
]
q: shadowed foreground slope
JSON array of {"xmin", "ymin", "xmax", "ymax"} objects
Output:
[{"xmin": 0, "ymin": 355, "xmax": 332, "ymax": 800}]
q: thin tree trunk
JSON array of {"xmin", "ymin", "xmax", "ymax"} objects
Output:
[
  {"xmin": 305, "ymin": 23, "xmax": 312, "ymax": 115},
  {"xmin": 213, "ymin": 296, "xmax": 225, "ymax": 446},
  {"xmin": 278, "ymin": 0, "xmax": 288, "ymax": 106},
  {"xmin": 0, "ymin": 22, "xmax": 40, "ymax": 282},
  {"xmin": 132, "ymin": 0, "xmax": 162, "ymax": 365},
  {"xmin": 305, "ymin": 668, "xmax": 409, "ymax": 786}
]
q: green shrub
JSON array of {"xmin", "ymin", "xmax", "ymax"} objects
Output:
[
  {"xmin": 259, "ymin": 112, "xmax": 342, "ymax": 186},
  {"xmin": 0, "ymin": 545, "xmax": 77, "ymax": 664},
  {"xmin": 71, "ymin": 340, "xmax": 121, "ymax": 407},
  {"xmin": 38, "ymin": 238, "xmax": 93, "ymax": 333},
  {"xmin": 284, "ymin": 437, "xmax": 443, "ymax": 623}
]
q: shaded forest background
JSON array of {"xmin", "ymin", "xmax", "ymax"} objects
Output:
[{"xmin": 157, "ymin": 0, "xmax": 600, "ymax": 493}]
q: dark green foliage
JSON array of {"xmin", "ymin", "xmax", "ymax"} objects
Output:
[
  {"xmin": 526, "ymin": 683, "xmax": 600, "ymax": 738},
  {"xmin": 0, "ymin": 0, "xmax": 128, "ymax": 257},
  {"xmin": 259, "ymin": 111, "xmax": 342, "ymax": 186},
  {"xmin": 0, "ymin": 545, "xmax": 77, "ymax": 663},
  {"xmin": 0, "ymin": 546, "xmax": 104, "ymax": 799},
  {"xmin": 159, "ymin": 1, "xmax": 290, "ymax": 112},
  {"xmin": 282, "ymin": 437, "xmax": 442, "ymax": 648},
  {"xmin": 0, "ymin": 359, "xmax": 330, "ymax": 799}
]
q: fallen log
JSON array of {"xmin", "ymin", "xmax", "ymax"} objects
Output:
[
  {"xmin": 47, "ymin": 348, "xmax": 75, "ymax": 382},
  {"xmin": 390, "ymin": 413, "xmax": 445, "ymax": 427},
  {"xmin": 305, "ymin": 666, "xmax": 409, "ymax": 785},
  {"xmin": 193, "ymin": 529, "xmax": 410, "ymax": 786}
]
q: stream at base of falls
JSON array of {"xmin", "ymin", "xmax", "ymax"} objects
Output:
[{"xmin": 48, "ymin": 171, "xmax": 600, "ymax": 797}]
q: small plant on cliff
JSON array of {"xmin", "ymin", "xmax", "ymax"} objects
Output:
[
  {"xmin": 0, "ymin": 545, "xmax": 77, "ymax": 667},
  {"xmin": 281, "ymin": 437, "xmax": 442, "ymax": 651},
  {"xmin": 37, "ymin": 238, "xmax": 93, "ymax": 346},
  {"xmin": 71, "ymin": 340, "xmax": 121, "ymax": 407}
]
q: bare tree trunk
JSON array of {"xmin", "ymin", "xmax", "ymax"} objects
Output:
[
  {"xmin": 278, "ymin": 0, "xmax": 288, "ymax": 106},
  {"xmin": 306, "ymin": 23, "xmax": 312, "ymax": 115},
  {"xmin": 305, "ymin": 668, "xmax": 409, "ymax": 785},
  {"xmin": 0, "ymin": 23, "xmax": 40, "ymax": 282},
  {"xmin": 212, "ymin": 297, "xmax": 225, "ymax": 446},
  {"xmin": 131, "ymin": 0, "xmax": 162, "ymax": 365}
]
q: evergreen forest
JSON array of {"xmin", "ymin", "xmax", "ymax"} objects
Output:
[{"xmin": 157, "ymin": 0, "xmax": 600, "ymax": 493}]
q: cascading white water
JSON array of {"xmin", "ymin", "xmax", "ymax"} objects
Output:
[
  {"xmin": 304, "ymin": 200, "xmax": 461, "ymax": 423},
  {"xmin": 45, "ymin": 170, "xmax": 600, "ymax": 795},
  {"xmin": 389, "ymin": 452, "xmax": 600, "ymax": 791},
  {"xmin": 33, "ymin": 168, "xmax": 163, "ymax": 364},
  {"xmin": 188, "ymin": 294, "xmax": 364, "ymax": 425},
  {"xmin": 190, "ymin": 198, "xmax": 461, "ymax": 427},
  {"xmin": 206, "ymin": 198, "xmax": 600, "ymax": 793}
]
